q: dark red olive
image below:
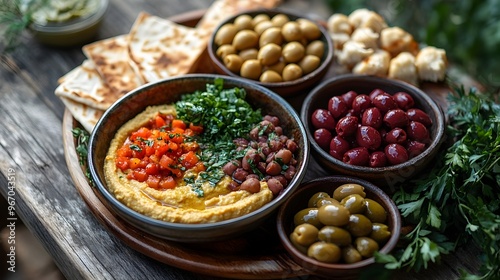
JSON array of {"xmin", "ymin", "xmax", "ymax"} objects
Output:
[
  {"xmin": 356, "ymin": 125, "xmax": 382, "ymax": 150},
  {"xmin": 406, "ymin": 140, "xmax": 427, "ymax": 158},
  {"xmin": 383, "ymin": 109, "xmax": 409, "ymax": 129},
  {"xmin": 336, "ymin": 116, "xmax": 359, "ymax": 137},
  {"xmin": 393, "ymin": 92, "xmax": 415, "ymax": 110},
  {"xmin": 328, "ymin": 96, "xmax": 349, "ymax": 119},
  {"xmin": 407, "ymin": 121, "xmax": 430, "ymax": 142},
  {"xmin": 352, "ymin": 94, "xmax": 372, "ymax": 115},
  {"xmin": 369, "ymin": 88, "xmax": 387, "ymax": 100},
  {"xmin": 341, "ymin": 91, "xmax": 358, "ymax": 106},
  {"xmin": 361, "ymin": 107, "xmax": 382, "ymax": 128},
  {"xmin": 343, "ymin": 147, "xmax": 370, "ymax": 166},
  {"xmin": 385, "ymin": 143, "xmax": 409, "ymax": 165},
  {"xmin": 407, "ymin": 108, "xmax": 432, "ymax": 127},
  {"xmin": 369, "ymin": 151, "xmax": 387, "ymax": 167},
  {"xmin": 314, "ymin": 128, "xmax": 333, "ymax": 150},
  {"xmin": 329, "ymin": 136, "xmax": 350, "ymax": 160},
  {"xmin": 311, "ymin": 109, "xmax": 336, "ymax": 130},
  {"xmin": 373, "ymin": 94, "xmax": 398, "ymax": 113},
  {"xmin": 385, "ymin": 128, "xmax": 407, "ymax": 144}
]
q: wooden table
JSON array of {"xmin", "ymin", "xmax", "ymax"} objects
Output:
[{"xmin": 0, "ymin": 0, "xmax": 483, "ymax": 279}]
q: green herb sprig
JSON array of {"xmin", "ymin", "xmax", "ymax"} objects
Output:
[
  {"xmin": 71, "ymin": 127, "xmax": 94, "ymax": 186},
  {"xmin": 376, "ymin": 86, "xmax": 500, "ymax": 279}
]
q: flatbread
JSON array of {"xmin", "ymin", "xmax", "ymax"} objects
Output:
[
  {"xmin": 128, "ymin": 12, "xmax": 207, "ymax": 83},
  {"xmin": 59, "ymin": 96, "xmax": 104, "ymax": 132},
  {"xmin": 83, "ymin": 34, "xmax": 144, "ymax": 97},
  {"xmin": 55, "ymin": 60, "xmax": 125, "ymax": 110}
]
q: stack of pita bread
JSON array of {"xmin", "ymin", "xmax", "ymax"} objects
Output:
[{"xmin": 56, "ymin": 0, "xmax": 281, "ymax": 132}]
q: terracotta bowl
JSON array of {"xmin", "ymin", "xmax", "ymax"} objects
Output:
[
  {"xmin": 88, "ymin": 74, "xmax": 310, "ymax": 242},
  {"xmin": 207, "ymin": 9, "xmax": 333, "ymax": 97},
  {"xmin": 277, "ymin": 176, "xmax": 401, "ymax": 279},
  {"xmin": 300, "ymin": 74, "xmax": 445, "ymax": 190}
]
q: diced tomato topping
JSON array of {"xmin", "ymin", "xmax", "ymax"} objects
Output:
[
  {"xmin": 159, "ymin": 176, "xmax": 176, "ymax": 189},
  {"xmin": 133, "ymin": 170, "xmax": 148, "ymax": 182}
]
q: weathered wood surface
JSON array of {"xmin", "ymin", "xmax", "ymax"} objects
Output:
[{"xmin": 0, "ymin": 0, "xmax": 482, "ymax": 279}]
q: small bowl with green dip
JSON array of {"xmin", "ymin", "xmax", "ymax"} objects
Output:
[{"xmin": 28, "ymin": 0, "xmax": 108, "ymax": 47}]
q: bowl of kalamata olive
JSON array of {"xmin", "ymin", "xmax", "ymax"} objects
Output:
[
  {"xmin": 277, "ymin": 176, "xmax": 401, "ymax": 279},
  {"xmin": 300, "ymin": 74, "xmax": 445, "ymax": 189},
  {"xmin": 207, "ymin": 9, "xmax": 334, "ymax": 97}
]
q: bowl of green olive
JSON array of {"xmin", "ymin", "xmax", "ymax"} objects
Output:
[
  {"xmin": 207, "ymin": 9, "xmax": 334, "ymax": 97},
  {"xmin": 276, "ymin": 176, "xmax": 401, "ymax": 279}
]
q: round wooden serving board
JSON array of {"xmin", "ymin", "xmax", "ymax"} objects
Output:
[{"xmin": 62, "ymin": 9, "xmax": 458, "ymax": 279}]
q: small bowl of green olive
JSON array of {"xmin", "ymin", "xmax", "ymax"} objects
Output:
[
  {"xmin": 207, "ymin": 9, "xmax": 334, "ymax": 97},
  {"xmin": 276, "ymin": 176, "xmax": 401, "ymax": 279}
]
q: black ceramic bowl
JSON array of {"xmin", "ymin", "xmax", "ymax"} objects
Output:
[
  {"xmin": 277, "ymin": 176, "xmax": 401, "ymax": 279},
  {"xmin": 88, "ymin": 74, "xmax": 309, "ymax": 242},
  {"xmin": 207, "ymin": 8, "xmax": 334, "ymax": 97},
  {"xmin": 300, "ymin": 74, "xmax": 445, "ymax": 189}
]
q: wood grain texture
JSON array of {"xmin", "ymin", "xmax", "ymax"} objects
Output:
[{"xmin": 0, "ymin": 0, "xmax": 482, "ymax": 279}]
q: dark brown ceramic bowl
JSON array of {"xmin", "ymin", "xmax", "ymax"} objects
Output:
[
  {"xmin": 207, "ymin": 9, "xmax": 333, "ymax": 97},
  {"xmin": 277, "ymin": 176, "xmax": 401, "ymax": 279},
  {"xmin": 300, "ymin": 74, "xmax": 445, "ymax": 189},
  {"xmin": 88, "ymin": 74, "xmax": 310, "ymax": 243}
]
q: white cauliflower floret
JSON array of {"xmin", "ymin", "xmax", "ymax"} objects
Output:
[
  {"xmin": 336, "ymin": 40, "xmax": 374, "ymax": 68},
  {"xmin": 347, "ymin": 9, "xmax": 372, "ymax": 28},
  {"xmin": 388, "ymin": 52, "xmax": 418, "ymax": 85},
  {"xmin": 348, "ymin": 9, "xmax": 387, "ymax": 33},
  {"xmin": 380, "ymin": 27, "xmax": 419, "ymax": 57},
  {"xmin": 328, "ymin": 13, "xmax": 353, "ymax": 35},
  {"xmin": 330, "ymin": 32, "xmax": 350, "ymax": 50},
  {"xmin": 351, "ymin": 27, "xmax": 380, "ymax": 50},
  {"xmin": 353, "ymin": 50, "xmax": 391, "ymax": 77},
  {"xmin": 415, "ymin": 46, "xmax": 448, "ymax": 82}
]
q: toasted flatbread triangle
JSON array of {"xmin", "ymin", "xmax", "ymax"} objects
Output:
[
  {"xmin": 55, "ymin": 60, "xmax": 125, "ymax": 110},
  {"xmin": 128, "ymin": 12, "xmax": 208, "ymax": 83},
  {"xmin": 59, "ymin": 96, "xmax": 104, "ymax": 132},
  {"xmin": 83, "ymin": 34, "xmax": 144, "ymax": 97}
]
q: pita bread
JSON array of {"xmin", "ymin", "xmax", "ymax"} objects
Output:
[
  {"xmin": 55, "ymin": 60, "xmax": 125, "ymax": 110},
  {"xmin": 83, "ymin": 35, "xmax": 144, "ymax": 97},
  {"xmin": 59, "ymin": 96, "xmax": 104, "ymax": 132},
  {"xmin": 128, "ymin": 12, "xmax": 207, "ymax": 83}
]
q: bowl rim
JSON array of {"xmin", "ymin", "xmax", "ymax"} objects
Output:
[
  {"xmin": 87, "ymin": 73, "xmax": 310, "ymax": 233},
  {"xmin": 300, "ymin": 74, "xmax": 446, "ymax": 174},
  {"xmin": 276, "ymin": 175, "xmax": 401, "ymax": 271},
  {"xmin": 207, "ymin": 8, "xmax": 334, "ymax": 90}
]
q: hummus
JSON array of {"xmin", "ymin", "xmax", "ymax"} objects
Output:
[{"xmin": 104, "ymin": 105, "xmax": 274, "ymax": 224}]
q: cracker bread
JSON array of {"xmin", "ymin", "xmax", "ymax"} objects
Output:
[{"xmin": 59, "ymin": 96, "xmax": 104, "ymax": 132}]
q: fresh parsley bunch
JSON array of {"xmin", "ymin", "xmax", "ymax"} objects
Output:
[{"xmin": 376, "ymin": 86, "xmax": 500, "ymax": 279}]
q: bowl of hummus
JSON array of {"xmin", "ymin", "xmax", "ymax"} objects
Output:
[{"xmin": 88, "ymin": 74, "xmax": 310, "ymax": 242}]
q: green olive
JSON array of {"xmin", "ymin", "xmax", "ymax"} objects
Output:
[
  {"xmin": 307, "ymin": 242, "xmax": 341, "ymax": 263},
  {"xmin": 240, "ymin": 59, "xmax": 262, "ymax": 80},
  {"xmin": 333, "ymin": 184, "xmax": 366, "ymax": 201},
  {"xmin": 259, "ymin": 70, "xmax": 283, "ymax": 83},
  {"xmin": 232, "ymin": 30, "xmax": 259, "ymax": 51},
  {"xmin": 215, "ymin": 23, "xmax": 238, "ymax": 46},
  {"xmin": 318, "ymin": 226, "xmax": 352, "ymax": 246},
  {"xmin": 346, "ymin": 214, "xmax": 373, "ymax": 237},
  {"xmin": 297, "ymin": 18, "xmax": 321, "ymax": 40},
  {"xmin": 259, "ymin": 27, "xmax": 283, "ymax": 47},
  {"xmin": 342, "ymin": 245, "xmax": 363, "ymax": 264},
  {"xmin": 316, "ymin": 197, "xmax": 341, "ymax": 208},
  {"xmin": 307, "ymin": 192, "xmax": 331, "ymax": 208},
  {"xmin": 254, "ymin": 20, "xmax": 273, "ymax": 35},
  {"xmin": 282, "ymin": 63, "xmax": 303, "ymax": 81},
  {"xmin": 290, "ymin": 223, "xmax": 319, "ymax": 246},
  {"xmin": 340, "ymin": 194, "xmax": 366, "ymax": 214},
  {"xmin": 252, "ymin": 14, "xmax": 270, "ymax": 27},
  {"xmin": 216, "ymin": 44, "xmax": 236, "ymax": 58},
  {"xmin": 238, "ymin": 48, "xmax": 258, "ymax": 61},
  {"xmin": 281, "ymin": 21, "xmax": 302, "ymax": 42},
  {"xmin": 364, "ymin": 198, "xmax": 387, "ymax": 223},
  {"xmin": 355, "ymin": 237, "xmax": 379, "ymax": 258},
  {"xmin": 293, "ymin": 208, "xmax": 322, "ymax": 228},
  {"xmin": 271, "ymin": 13, "xmax": 290, "ymax": 27},
  {"xmin": 317, "ymin": 204, "xmax": 350, "ymax": 226},
  {"xmin": 290, "ymin": 234, "xmax": 309, "ymax": 254},
  {"xmin": 258, "ymin": 43, "xmax": 282, "ymax": 66},
  {"xmin": 264, "ymin": 60, "xmax": 286, "ymax": 74},
  {"xmin": 282, "ymin": 41, "xmax": 305, "ymax": 63},
  {"xmin": 306, "ymin": 40, "xmax": 325, "ymax": 58},
  {"xmin": 370, "ymin": 223, "xmax": 391, "ymax": 244},
  {"xmin": 234, "ymin": 14, "xmax": 253, "ymax": 30},
  {"xmin": 223, "ymin": 54, "xmax": 243, "ymax": 73},
  {"xmin": 298, "ymin": 54, "xmax": 321, "ymax": 75}
]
